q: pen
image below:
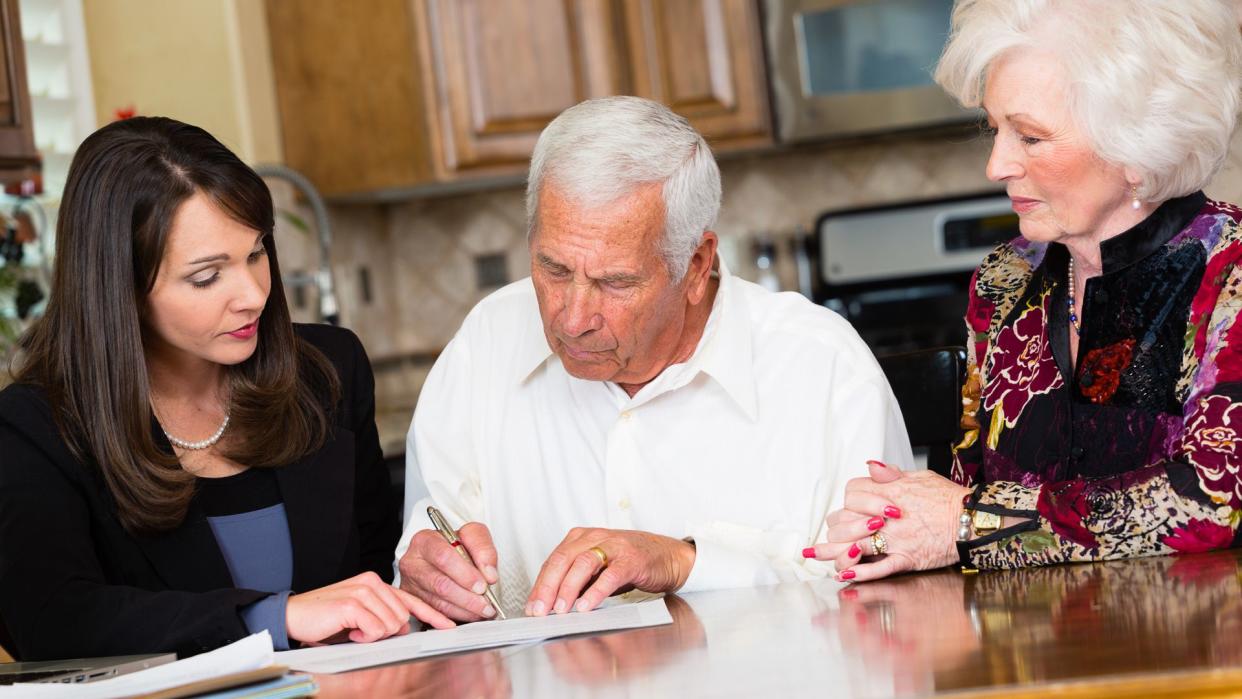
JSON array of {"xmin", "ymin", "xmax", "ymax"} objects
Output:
[{"xmin": 426, "ymin": 506, "xmax": 507, "ymax": 620}]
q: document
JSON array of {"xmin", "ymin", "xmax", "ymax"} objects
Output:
[
  {"xmin": 0, "ymin": 632, "xmax": 274, "ymax": 699},
  {"xmin": 275, "ymin": 597, "xmax": 673, "ymax": 674}
]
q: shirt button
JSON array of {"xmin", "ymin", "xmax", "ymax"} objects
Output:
[
  {"xmin": 1071, "ymin": 446, "xmax": 1086, "ymax": 460},
  {"xmin": 618, "ymin": 497, "xmax": 631, "ymax": 510},
  {"xmin": 621, "ymin": 411, "xmax": 633, "ymax": 421}
]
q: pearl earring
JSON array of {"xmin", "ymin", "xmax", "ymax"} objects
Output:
[{"xmin": 1131, "ymin": 184, "xmax": 1141, "ymax": 210}]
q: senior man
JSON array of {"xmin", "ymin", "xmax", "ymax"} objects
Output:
[{"xmin": 395, "ymin": 96, "xmax": 911, "ymax": 621}]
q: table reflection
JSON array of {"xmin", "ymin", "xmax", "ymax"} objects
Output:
[
  {"xmin": 313, "ymin": 646, "xmax": 513, "ymax": 698},
  {"xmin": 833, "ymin": 551, "xmax": 1242, "ymax": 695},
  {"xmin": 312, "ymin": 551, "xmax": 1242, "ymax": 698},
  {"xmin": 543, "ymin": 595, "xmax": 707, "ymax": 685},
  {"xmin": 829, "ymin": 572, "xmax": 979, "ymax": 696}
]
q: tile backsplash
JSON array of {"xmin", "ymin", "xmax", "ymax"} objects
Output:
[{"xmin": 271, "ymin": 127, "xmax": 1242, "ymax": 455}]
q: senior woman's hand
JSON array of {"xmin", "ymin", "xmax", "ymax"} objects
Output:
[{"xmin": 810, "ymin": 461, "xmax": 971, "ymax": 582}]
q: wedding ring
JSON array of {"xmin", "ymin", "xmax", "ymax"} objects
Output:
[
  {"xmin": 870, "ymin": 531, "xmax": 888, "ymax": 556},
  {"xmin": 588, "ymin": 546, "xmax": 609, "ymax": 567}
]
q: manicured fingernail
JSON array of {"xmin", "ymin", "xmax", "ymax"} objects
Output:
[
  {"xmin": 532, "ymin": 600, "xmax": 546, "ymax": 616},
  {"xmin": 841, "ymin": 588, "xmax": 859, "ymax": 600},
  {"xmin": 866, "ymin": 460, "xmax": 887, "ymax": 468},
  {"xmin": 482, "ymin": 605, "xmax": 496, "ymax": 618},
  {"xmin": 472, "ymin": 581, "xmax": 486, "ymax": 595},
  {"xmin": 575, "ymin": 599, "xmax": 590, "ymax": 612},
  {"xmin": 867, "ymin": 517, "xmax": 884, "ymax": 531},
  {"xmin": 553, "ymin": 598, "xmax": 567, "ymax": 614},
  {"xmin": 838, "ymin": 570, "xmax": 856, "ymax": 581},
  {"xmin": 802, "ymin": 547, "xmax": 817, "ymax": 559},
  {"xmin": 884, "ymin": 506, "xmax": 902, "ymax": 519},
  {"xmin": 484, "ymin": 566, "xmax": 499, "ymax": 582},
  {"xmin": 848, "ymin": 543, "xmax": 861, "ymax": 558}
]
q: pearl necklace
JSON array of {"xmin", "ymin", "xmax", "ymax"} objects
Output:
[
  {"xmin": 1067, "ymin": 257, "xmax": 1082, "ymax": 336},
  {"xmin": 163, "ymin": 413, "xmax": 230, "ymax": 451},
  {"xmin": 152, "ymin": 394, "xmax": 231, "ymax": 451}
]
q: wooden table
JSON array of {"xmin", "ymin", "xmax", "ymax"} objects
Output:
[{"xmin": 313, "ymin": 549, "xmax": 1242, "ymax": 698}]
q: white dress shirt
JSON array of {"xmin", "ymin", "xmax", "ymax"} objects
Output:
[{"xmin": 396, "ymin": 261, "xmax": 912, "ymax": 614}]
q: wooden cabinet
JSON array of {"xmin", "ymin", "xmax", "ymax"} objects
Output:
[
  {"xmin": 266, "ymin": 0, "xmax": 771, "ymax": 199},
  {"xmin": 0, "ymin": 0, "xmax": 38, "ymax": 186},
  {"xmin": 622, "ymin": 0, "xmax": 770, "ymax": 149},
  {"xmin": 417, "ymin": 0, "xmax": 628, "ymax": 175},
  {"xmin": 266, "ymin": 0, "xmax": 435, "ymax": 198}
]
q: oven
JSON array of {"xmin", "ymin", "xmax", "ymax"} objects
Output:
[{"xmin": 814, "ymin": 193, "xmax": 1019, "ymax": 355}]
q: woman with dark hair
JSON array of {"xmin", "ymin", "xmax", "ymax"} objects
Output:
[{"xmin": 0, "ymin": 116, "xmax": 452, "ymax": 660}]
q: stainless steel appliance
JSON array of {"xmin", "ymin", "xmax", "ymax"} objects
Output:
[
  {"xmin": 764, "ymin": 0, "xmax": 975, "ymax": 143},
  {"xmin": 815, "ymin": 193, "xmax": 1018, "ymax": 354}
]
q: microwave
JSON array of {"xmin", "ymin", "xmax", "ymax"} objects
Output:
[{"xmin": 764, "ymin": 0, "xmax": 977, "ymax": 143}]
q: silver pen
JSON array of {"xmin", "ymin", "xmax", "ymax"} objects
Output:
[{"xmin": 426, "ymin": 506, "xmax": 507, "ymax": 620}]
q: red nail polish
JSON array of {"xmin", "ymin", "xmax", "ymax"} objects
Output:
[
  {"xmin": 840, "ymin": 588, "xmax": 859, "ymax": 600},
  {"xmin": 884, "ymin": 505, "xmax": 902, "ymax": 519},
  {"xmin": 848, "ymin": 543, "xmax": 861, "ymax": 558},
  {"xmin": 839, "ymin": 570, "xmax": 856, "ymax": 581},
  {"xmin": 802, "ymin": 547, "xmax": 817, "ymax": 559},
  {"xmin": 867, "ymin": 517, "xmax": 884, "ymax": 531},
  {"xmin": 866, "ymin": 460, "xmax": 887, "ymax": 469}
]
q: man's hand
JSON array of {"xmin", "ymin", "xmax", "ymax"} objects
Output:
[
  {"xmin": 397, "ymin": 521, "xmax": 500, "ymax": 622},
  {"xmin": 525, "ymin": 528, "xmax": 696, "ymax": 616}
]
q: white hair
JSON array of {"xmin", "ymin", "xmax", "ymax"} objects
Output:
[
  {"xmin": 525, "ymin": 96, "xmax": 722, "ymax": 281},
  {"xmin": 934, "ymin": 0, "xmax": 1242, "ymax": 202}
]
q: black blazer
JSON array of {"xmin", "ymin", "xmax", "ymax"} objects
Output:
[{"xmin": 0, "ymin": 324, "xmax": 399, "ymax": 660}]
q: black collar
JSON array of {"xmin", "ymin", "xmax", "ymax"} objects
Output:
[{"xmin": 1098, "ymin": 191, "xmax": 1207, "ymax": 273}]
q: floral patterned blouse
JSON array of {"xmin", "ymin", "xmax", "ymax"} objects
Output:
[{"xmin": 953, "ymin": 191, "xmax": 1242, "ymax": 569}]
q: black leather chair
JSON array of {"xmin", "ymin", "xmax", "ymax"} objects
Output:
[{"xmin": 877, "ymin": 347, "xmax": 967, "ymax": 478}]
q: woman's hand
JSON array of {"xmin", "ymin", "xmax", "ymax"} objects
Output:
[
  {"xmin": 286, "ymin": 571, "xmax": 456, "ymax": 645},
  {"xmin": 809, "ymin": 461, "xmax": 971, "ymax": 582}
]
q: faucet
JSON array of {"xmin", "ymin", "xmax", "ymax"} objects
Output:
[{"xmin": 253, "ymin": 164, "xmax": 340, "ymax": 326}]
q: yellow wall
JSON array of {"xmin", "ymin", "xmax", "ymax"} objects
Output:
[{"xmin": 81, "ymin": 0, "xmax": 282, "ymax": 164}]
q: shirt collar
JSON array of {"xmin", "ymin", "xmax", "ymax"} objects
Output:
[
  {"xmin": 1099, "ymin": 190, "xmax": 1207, "ymax": 273},
  {"xmin": 516, "ymin": 287, "xmax": 555, "ymax": 384},
  {"xmin": 690, "ymin": 259, "xmax": 759, "ymax": 421},
  {"xmin": 513, "ymin": 258, "xmax": 759, "ymax": 421}
]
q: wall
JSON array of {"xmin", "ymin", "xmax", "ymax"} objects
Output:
[
  {"xmin": 75, "ymin": 5, "xmax": 1242, "ymax": 454},
  {"xmin": 323, "ymin": 129, "xmax": 993, "ymax": 452},
  {"xmin": 325, "ymin": 127, "xmax": 1242, "ymax": 454},
  {"xmin": 81, "ymin": 0, "xmax": 281, "ymax": 163},
  {"xmin": 341, "ymin": 129, "xmax": 995, "ymax": 359}
]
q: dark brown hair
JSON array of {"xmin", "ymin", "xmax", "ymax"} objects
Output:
[{"xmin": 16, "ymin": 116, "xmax": 340, "ymax": 534}]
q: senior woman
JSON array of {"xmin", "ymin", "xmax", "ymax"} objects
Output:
[{"xmin": 809, "ymin": 0, "xmax": 1242, "ymax": 581}]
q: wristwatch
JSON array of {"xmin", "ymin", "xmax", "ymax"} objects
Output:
[
  {"xmin": 958, "ymin": 490, "xmax": 1002, "ymax": 537},
  {"xmin": 971, "ymin": 509, "xmax": 1002, "ymax": 536},
  {"xmin": 956, "ymin": 488, "xmax": 1041, "ymax": 573},
  {"xmin": 956, "ymin": 489, "xmax": 1000, "ymax": 573}
]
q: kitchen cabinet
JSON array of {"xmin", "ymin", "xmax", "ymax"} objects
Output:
[
  {"xmin": 266, "ymin": 0, "xmax": 770, "ymax": 199},
  {"xmin": 265, "ymin": 0, "xmax": 436, "ymax": 199},
  {"xmin": 417, "ymin": 0, "xmax": 627, "ymax": 175},
  {"xmin": 622, "ymin": 0, "xmax": 770, "ymax": 149},
  {"xmin": 0, "ymin": 0, "xmax": 39, "ymax": 186}
]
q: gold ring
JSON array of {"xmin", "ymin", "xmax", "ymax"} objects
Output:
[
  {"xmin": 588, "ymin": 546, "xmax": 608, "ymax": 567},
  {"xmin": 870, "ymin": 531, "xmax": 888, "ymax": 556}
]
